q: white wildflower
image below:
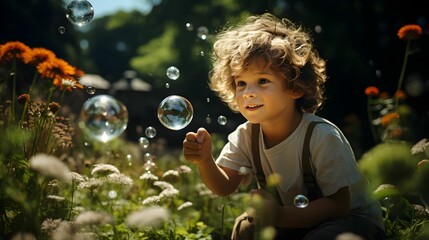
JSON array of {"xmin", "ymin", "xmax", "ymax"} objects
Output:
[
  {"xmin": 159, "ymin": 188, "xmax": 179, "ymax": 198},
  {"xmin": 29, "ymin": 153, "xmax": 71, "ymax": 183},
  {"xmin": 411, "ymin": 138, "xmax": 429, "ymax": 156},
  {"xmin": 51, "ymin": 221, "xmax": 77, "ymax": 240},
  {"xmin": 195, "ymin": 183, "xmax": 216, "ymax": 198},
  {"xmin": 153, "ymin": 180, "xmax": 174, "ymax": 190},
  {"xmin": 91, "ymin": 164, "xmax": 120, "ymax": 176},
  {"xmin": 178, "ymin": 165, "xmax": 192, "ymax": 174},
  {"xmin": 139, "ymin": 172, "xmax": 158, "ymax": 181},
  {"xmin": 107, "ymin": 173, "xmax": 133, "ymax": 186},
  {"xmin": 162, "ymin": 170, "xmax": 180, "ymax": 178},
  {"xmin": 77, "ymin": 178, "xmax": 104, "ymax": 190},
  {"xmin": 70, "ymin": 172, "xmax": 85, "ymax": 183},
  {"xmin": 74, "ymin": 211, "xmax": 114, "ymax": 226},
  {"xmin": 47, "ymin": 195, "xmax": 65, "ymax": 201},
  {"xmin": 41, "ymin": 218, "xmax": 63, "ymax": 233},
  {"xmin": 177, "ymin": 201, "xmax": 193, "ymax": 211},
  {"xmin": 61, "ymin": 79, "xmax": 76, "ymax": 88},
  {"xmin": 125, "ymin": 206, "xmax": 169, "ymax": 228},
  {"xmin": 142, "ymin": 195, "xmax": 161, "ymax": 205}
]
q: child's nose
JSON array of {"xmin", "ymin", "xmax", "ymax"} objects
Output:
[{"xmin": 243, "ymin": 86, "xmax": 256, "ymax": 98}]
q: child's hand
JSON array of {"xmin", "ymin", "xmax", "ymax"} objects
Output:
[{"xmin": 183, "ymin": 128, "xmax": 213, "ymax": 164}]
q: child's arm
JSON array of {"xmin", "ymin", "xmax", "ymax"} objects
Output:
[
  {"xmin": 253, "ymin": 186, "xmax": 350, "ymax": 228},
  {"xmin": 183, "ymin": 128, "xmax": 242, "ymax": 196}
]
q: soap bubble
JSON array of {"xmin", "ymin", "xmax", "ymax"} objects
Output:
[
  {"xmin": 138, "ymin": 137, "xmax": 150, "ymax": 148},
  {"xmin": 85, "ymin": 84, "xmax": 95, "ymax": 95},
  {"xmin": 145, "ymin": 126, "xmax": 157, "ymax": 138},
  {"xmin": 166, "ymin": 66, "xmax": 180, "ymax": 80},
  {"xmin": 217, "ymin": 115, "xmax": 227, "ymax": 125},
  {"xmin": 293, "ymin": 194, "xmax": 309, "ymax": 208},
  {"xmin": 79, "ymin": 95, "xmax": 128, "ymax": 143},
  {"xmin": 157, "ymin": 95, "xmax": 193, "ymax": 130},
  {"xmin": 197, "ymin": 26, "xmax": 208, "ymax": 40},
  {"xmin": 143, "ymin": 160, "xmax": 156, "ymax": 172},
  {"xmin": 205, "ymin": 114, "xmax": 212, "ymax": 124},
  {"xmin": 58, "ymin": 26, "xmax": 66, "ymax": 34},
  {"xmin": 185, "ymin": 22, "xmax": 194, "ymax": 31},
  {"xmin": 66, "ymin": 0, "xmax": 94, "ymax": 27},
  {"xmin": 143, "ymin": 153, "xmax": 153, "ymax": 162}
]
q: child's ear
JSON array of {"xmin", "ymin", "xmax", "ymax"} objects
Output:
[{"xmin": 290, "ymin": 89, "xmax": 304, "ymax": 99}]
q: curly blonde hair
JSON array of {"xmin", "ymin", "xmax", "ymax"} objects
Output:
[{"xmin": 209, "ymin": 13, "xmax": 327, "ymax": 113}]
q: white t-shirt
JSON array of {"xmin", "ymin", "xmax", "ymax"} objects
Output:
[{"xmin": 216, "ymin": 112, "xmax": 384, "ymax": 230}]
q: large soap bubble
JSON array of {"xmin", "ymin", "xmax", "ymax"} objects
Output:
[
  {"xmin": 79, "ymin": 95, "xmax": 128, "ymax": 143},
  {"xmin": 157, "ymin": 95, "xmax": 193, "ymax": 130},
  {"xmin": 66, "ymin": 0, "xmax": 94, "ymax": 27}
]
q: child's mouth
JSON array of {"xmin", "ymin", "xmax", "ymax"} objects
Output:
[{"xmin": 245, "ymin": 104, "xmax": 263, "ymax": 110}]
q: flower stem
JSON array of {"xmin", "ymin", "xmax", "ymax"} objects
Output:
[
  {"xmin": 20, "ymin": 72, "xmax": 39, "ymax": 123},
  {"xmin": 394, "ymin": 40, "xmax": 411, "ymax": 111},
  {"xmin": 10, "ymin": 60, "xmax": 17, "ymax": 123}
]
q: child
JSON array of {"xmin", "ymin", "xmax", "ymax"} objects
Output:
[{"xmin": 183, "ymin": 13, "xmax": 384, "ymax": 240}]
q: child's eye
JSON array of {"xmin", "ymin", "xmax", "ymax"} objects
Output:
[
  {"xmin": 258, "ymin": 78, "xmax": 270, "ymax": 84},
  {"xmin": 236, "ymin": 81, "xmax": 246, "ymax": 87}
]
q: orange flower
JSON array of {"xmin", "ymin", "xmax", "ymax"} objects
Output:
[
  {"xmin": 397, "ymin": 24, "xmax": 423, "ymax": 40},
  {"xmin": 394, "ymin": 90, "xmax": 406, "ymax": 100},
  {"xmin": 37, "ymin": 57, "xmax": 76, "ymax": 86},
  {"xmin": 365, "ymin": 86, "xmax": 380, "ymax": 96},
  {"xmin": 379, "ymin": 92, "xmax": 390, "ymax": 100},
  {"xmin": 23, "ymin": 47, "xmax": 56, "ymax": 66},
  {"xmin": 0, "ymin": 41, "xmax": 32, "ymax": 62},
  {"xmin": 381, "ymin": 112, "xmax": 400, "ymax": 126}
]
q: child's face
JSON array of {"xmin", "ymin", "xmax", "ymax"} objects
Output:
[{"xmin": 234, "ymin": 60, "xmax": 302, "ymax": 124}]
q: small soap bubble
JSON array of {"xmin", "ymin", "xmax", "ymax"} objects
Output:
[
  {"xmin": 157, "ymin": 95, "xmax": 193, "ymax": 130},
  {"xmin": 217, "ymin": 115, "xmax": 227, "ymax": 125},
  {"xmin": 143, "ymin": 160, "xmax": 156, "ymax": 172},
  {"xmin": 200, "ymin": 51, "xmax": 205, "ymax": 57},
  {"xmin": 375, "ymin": 69, "xmax": 383, "ymax": 78},
  {"xmin": 205, "ymin": 115, "xmax": 212, "ymax": 124},
  {"xmin": 79, "ymin": 95, "xmax": 128, "ymax": 143},
  {"xmin": 66, "ymin": 0, "xmax": 94, "ymax": 27},
  {"xmin": 197, "ymin": 26, "xmax": 208, "ymax": 40},
  {"xmin": 138, "ymin": 137, "xmax": 150, "ymax": 148},
  {"xmin": 185, "ymin": 22, "xmax": 194, "ymax": 31},
  {"xmin": 166, "ymin": 66, "xmax": 180, "ymax": 80},
  {"xmin": 381, "ymin": 196, "xmax": 395, "ymax": 208},
  {"xmin": 145, "ymin": 126, "xmax": 157, "ymax": 138},
  {"xmin": 165, "ymin": 83, "xmax": 170, "ymax": 88},
  {"xmin": 58, "ymin": 26, "xmax": 66, "ymax": 34},
  {"xmin": 144, "ymin": 153, "xmax": 153, "ymax": 162},
  {"xmin": 85, "ymin": 84, "xmax": 96, "ymax": 94},
  {"xmin": 206, "ymin": 97, "xmax": 210, "ymax": 103},
  {"xmin": 294, "ymin": 194, "xmax": 309, "ymax": 208},
  {"xmin": 108, "ymin": 190, "xmax": 117, "ymax": 199}
]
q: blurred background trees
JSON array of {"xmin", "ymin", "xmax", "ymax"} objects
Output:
[{"xmin": 1, "ymin": 0, "xmax": 428, "ymax": 156}]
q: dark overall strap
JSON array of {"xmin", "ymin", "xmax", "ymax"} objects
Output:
[
  {"xmin": 251, "ymin": 124, "xmax": 266, "ymax": 189},
  {"xmin": 251, "ymin": 123, "xmax": 283, "ymax": 205},
  {"xmin": 302, "ymin": 121, "xmax": 324, "ymax": 201},
  {"xmin": 251, "ymin": 121, "xmax": 324, "ymax": 204}
]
